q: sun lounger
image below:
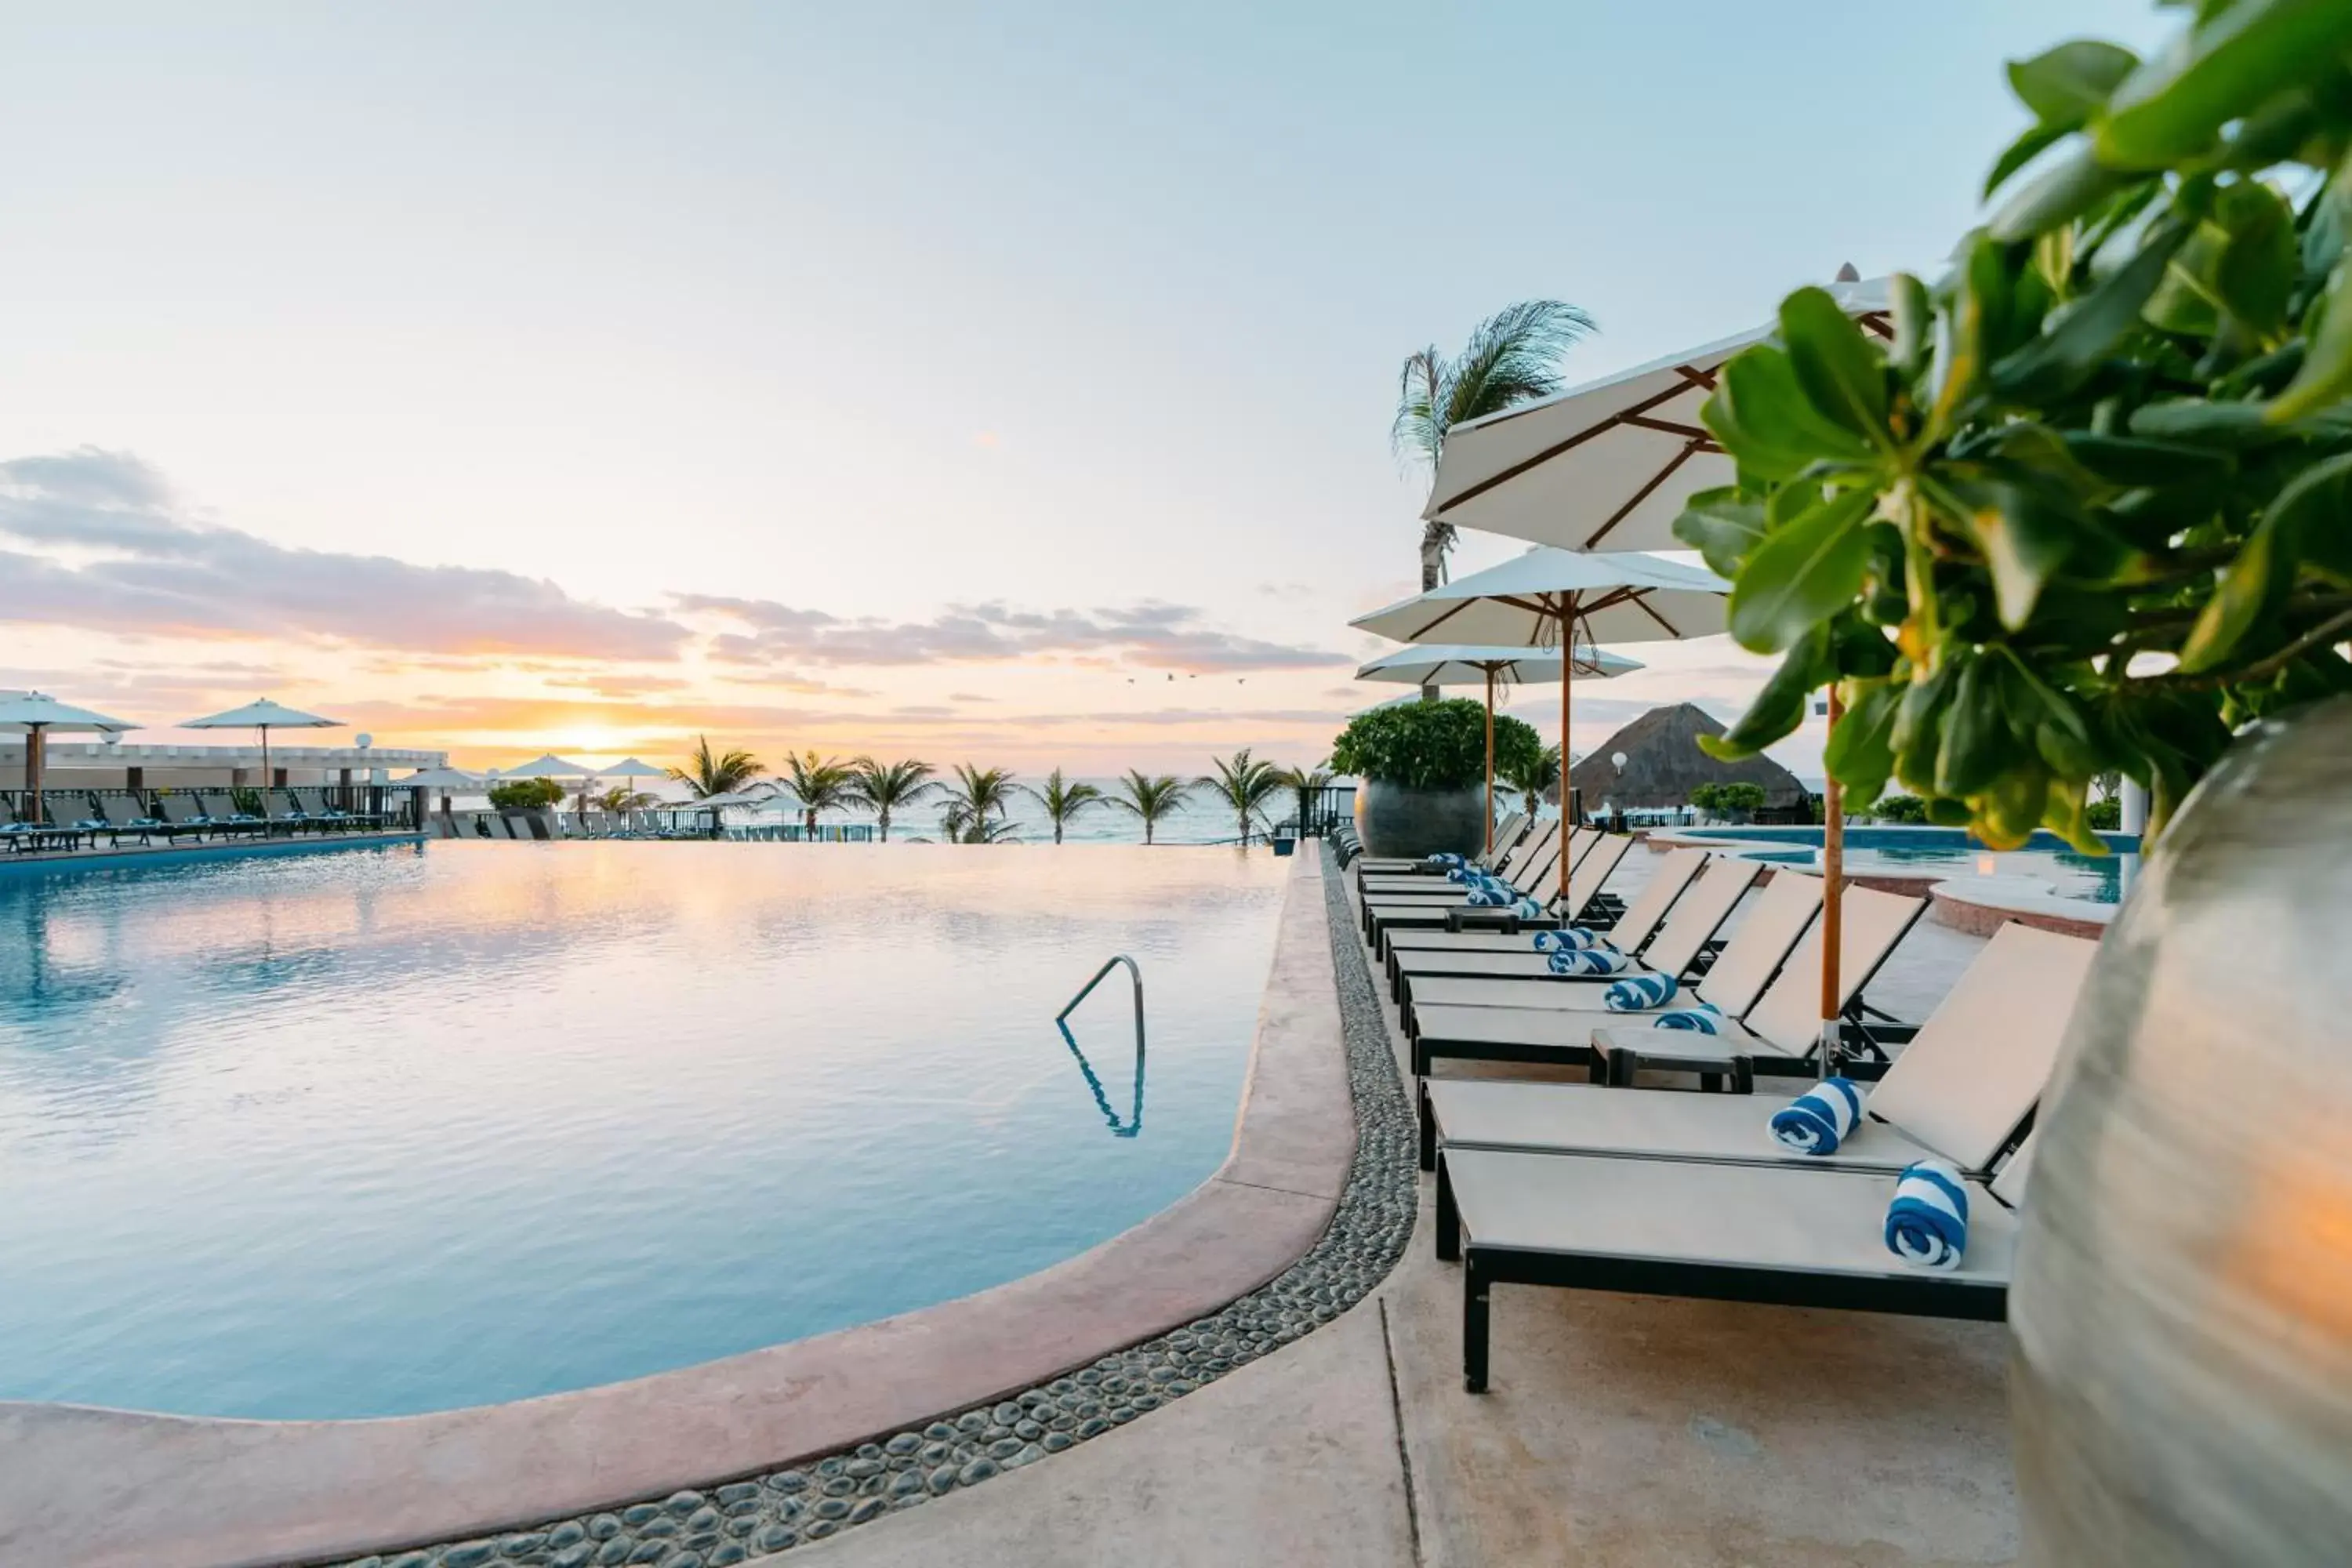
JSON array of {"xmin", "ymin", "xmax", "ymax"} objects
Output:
[
  {"xmin": 1394, "ymin": 855, "xmax": 1767, "ymax": 1019},
  {"xmin": 1417, "ymin": 909, "xmax": 2078, "ymax": 1174},
  {"xmin": 91, "ymin": 793, "xmax": 183, "ymax": 844},
  {"xmin": 1352, "ymin": 811, "xmax": 1530, "ymax": 879},
  {"xmin": 1405, "ymin": 866, "xmax": 1822, "ymax": 1065},
  {"xmin": 1381, "ymin": 847, "xmax": 1710, "ymax": 979},
  {"xmin": 198, "ymin": 792, "xmax": 267, "ymax": 837},
  {"xmin": 154, "ymin": 794, "xmax": 223, "ymax": 840},
  {"xmin": 1439, "ymin": 1135, "xmax": 2033, "ymax": 1389},
  {"xmin": 1358, "ymin": 826, "xmax": 1584, "ymax": 938},
  {"xmin": 294, "ymin": 787, "xmax": 377, "ymax": 830},
  {"xmin": 1357, "ymin": 819, "xmax": 1562, "ymax": 898},
  {"xmin": 1377, "ymin": 833, "xmax": 1637, "ymax": 989}
]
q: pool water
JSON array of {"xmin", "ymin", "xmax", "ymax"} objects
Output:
[
  {"xmin": 1682, "ymin": 826, "xmax": 2139, "ymax": 903},
  {"xmin": 0, "ymin": 841, "xmax": 1287, "ymax": 1419}
]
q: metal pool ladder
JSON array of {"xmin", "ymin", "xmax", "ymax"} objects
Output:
[
  {"xmin": 1058, "ymin": 953, "xmax": 1143, "ymax": 1035},
  {"xmin": 1058, "ymin": 955, "xmax": 1146, "ymax": 1137}
]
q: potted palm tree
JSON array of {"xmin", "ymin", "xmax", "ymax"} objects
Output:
[{"xmin": 1330, "ymin": 699, "xmax": 1541, "ymax": 858}]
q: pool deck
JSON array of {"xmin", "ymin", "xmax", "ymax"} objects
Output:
[
  {"xmin": 0, "ymin": 828, "xmax": 426, "ymax": 873},
  {"xmin": 0, "ymin": 854, "xmax": 1356, "ymax": 1568},
  {"xmin": 785, "ymin": 852, "xmax": 2020, "ymax": 1567}
]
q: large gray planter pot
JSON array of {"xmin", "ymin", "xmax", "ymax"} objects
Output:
[
  {"xmin": 1353, "ymin": 779, "xmax": 1485, "ymax": 860},
  {"xmin": 2011, "ymin": 695, "xmax": 2352, "ymax": 1565}
]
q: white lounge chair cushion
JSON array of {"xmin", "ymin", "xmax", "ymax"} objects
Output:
[{"xmin": 1427, "ymin": 1078, "xmax": 1945, "ymax": 1172}]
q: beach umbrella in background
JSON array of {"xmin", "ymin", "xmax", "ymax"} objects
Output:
[
  {"xmin": 400, "ymin": 765, "xmax": 481, "ymax": 820},
  {"xmin": 601, "ymin": 757, "xmax": 671, "ymax": 809},
  {"xmin": 499, "ymin": 753, "xmax": 600, "ymax": 814},
  {"xmin": 178, "ymin": 699, "xmax": 343, "ymax": 798},
  {"xmin": 1425, "ymin": 267, "xmax": 1894, "ymax": 1068},
  {"xmin": 0, "ymin": 691, "xmax": 140, "ymax": 825},
  {"xmin": 1351, "ymin": 550, "xmax": 1727, "ymax": 901},
  {"xmin": 1356, "ymin": 644, "xmax": 1644, "ymax": 856},
  {"xmin": 1416, "ymin": 268, "xmax": 1891, "ymax": 553}
]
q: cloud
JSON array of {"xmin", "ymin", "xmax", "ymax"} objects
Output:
[
  {"xmin": 947, "ymin": 691, "xmax": 994, "ymax": 703},
  {"xmin": 544, "ymin": 673, "xmax": 695, "ymax": 698},
  {"xmin": 0, "ymin": 448, "xmax": 691, "ymax": 660},
  {"xmin": 677, "ymin": 593, "xmax": 1344, "ymax": 673}
]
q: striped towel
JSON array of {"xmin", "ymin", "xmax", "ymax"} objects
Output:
[
  {"xmin": 1769, "ymin": 1078, "xmax": 1865, "ymax": 1154},
  {"xmin": 1886, "ymin": 1160, "xmax": 1969, "ymax": 1270},
  {"xmin": 1602, "ymin": 972, "xmax": 1677, "ymax": 1011},
  {"xmin": 1427, "ymin": 852, "xmax": 1463, "ymax": 867},
  {"xmin": 1465, "ymin": 883, "xmax": 1512, "ymax": 906},
  {"xmin": 1548, "ymin": 946, "xmax": 1629, "ymax": 975},
  {"xmin": 1530, "ymin": 926, "xmax": 1605, "ymax": 953},
  {"xmin": 1652, "ymin": 1001, "xmax": 1726, "ymax": 1033},
  {"xmin": 1446, "ymin": 866, "xmax": 1472, "ymax": 882},
  {"xmin": 1508, "ymin": 897, "xmax": 1544, "ymax": 920}
]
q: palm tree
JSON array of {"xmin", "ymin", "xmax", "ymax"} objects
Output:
[
  {"xmin": 593, "ymin": 785, "xmax": 656, "ymax": 815},
  {"xmin": 1107, "ymin": 769, "xmax": 1193, "ymax": 845},
  {"xmin": 1022, "ymin": 767, "xmax": 1105, "ymax": 844},
  {"xmin": 668, "ymin": 735, "xmax": 764, "ymax": 799},
  {"xmin": 1197, "ymin": 749, "xmax": 1284, "ymax": 847},
  {"xmin": 1500, "ymin": 742, "xmax": 1561, "ymax": 821},
  {"xmin": 779, "ymin": 750, "xmax": 855, "ymax": 836},
  {"xmin": 845, "ymin": 757, "xmax": 936, "ymax": 842},
  {"xmin": 937, "ymin": 764, "xmax": 1019, "ymax": 844},
  {"xmin": 1394, "ymin": 300, "xmax": 1595, "ymax": 698}
]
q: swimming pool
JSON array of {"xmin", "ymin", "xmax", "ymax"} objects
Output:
[
  {"xmin": 1679, "ymin": 826, "xmax": 2140, "ymax": 903},
  {"xmin": 0, "ymin": 841, "xmax": 1287, "ymax": 1420}
]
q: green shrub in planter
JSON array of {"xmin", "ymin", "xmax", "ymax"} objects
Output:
[
  {"xmin": 488, "ymin": 776, "xmax": 565, "ymax": 811},
  {"xmin": 1873, "ymin": 793, "xmax": 1930, "ymax": 824},
  {"xmin": 1329, "ymin": 699, "xmax": 1541, "ymax": 790}
]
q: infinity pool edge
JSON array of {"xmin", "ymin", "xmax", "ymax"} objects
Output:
[{"xmin": 0, "ymin": 851, "xmax": 1353, "ymax": 1568}]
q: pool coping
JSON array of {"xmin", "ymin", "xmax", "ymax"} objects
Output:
[{"xmin": 0, "ymin": 851, "xmax": 1356, "ymax": 1568}]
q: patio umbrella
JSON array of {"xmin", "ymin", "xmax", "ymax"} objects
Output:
[
  {"xmin": 1417, "ymin": 268, "xmax": 1892, "ymax": 554},
  {"xmin": 1423, "ymin": 267, "xmax": 1891, "ymax": 1069},
  {"xmin": 597, "ymin": 757, "xmax": 670, "ymax": 812},
  {"xmin": 400, "ymin": 765, "xmax": 481, "ymax": 818},
  {"xmin": 0, "ymin": 691, "xmax": 139, "ymax": 825},
  {"xmin": 179, "ymin": 699, "xmax": 343, "ymax": 798},
  {"xmin": 1350, "ymin": 550, "xmax": 1727, "ymax": 901},
  {"xmin": 1355, "ymin": 644, "xmax": 1643, "ymax": 856}
]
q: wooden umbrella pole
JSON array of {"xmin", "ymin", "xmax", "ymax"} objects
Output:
[
  {"xmin": 1559, "ymin": 603, "xmax": 1574, "ymax": 903},
  {"xmin": 1483, "ymin": 666, "xmax": 1496, "ymax": 858},
  {"xmin": 25, "ymin": 724, "xmax": 44, "ymax": 826},
  {"xmin": 1819, "ymin": 684, "xmax": 1846, "ymax": 1075}
]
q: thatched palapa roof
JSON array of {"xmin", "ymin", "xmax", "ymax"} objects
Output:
[{"xmin": 1568, "ymin": 703, "xmax": 1809, "ymax": 809}]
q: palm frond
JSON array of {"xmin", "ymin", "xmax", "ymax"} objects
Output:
[{"xmin": 1445, "ymin": 299, "xmax": 1597, "ymax": 429}]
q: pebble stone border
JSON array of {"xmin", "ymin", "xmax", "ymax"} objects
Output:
[{"xmin": 328, "ymin": 847, "xmax": 1411, "ymax": 1568}]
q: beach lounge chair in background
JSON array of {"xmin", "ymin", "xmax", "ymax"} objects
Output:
[
  {"xmin": 1357, "ymin": 818, "xmax": 1562, "ymax": 899},
  {"xmin": 1352, "ymin": 811, "xmax": 1530, "ymax": 880},
  {"xmin": 1441, "ymin": 1132, "xmax": 2034, "ymax": 1390},
  {"xmin": 92, "ymin": 793, "xmax": 181, "ymax": 844},
  {"xmin": 198, "ymin": 792, "xmax": 266, "ymax": 837},
  {"xmin": 155, "ymin": 794, "xmax": 223, "ymax": 840},
  {"xmin": 1359, "ymin": 824, "xmax": 1571, "ymax": 938},
  {"xmin": 1381, "ymin": 833, "xmax": 1638, "ymax": 1000},
  {"xmin": 1359, "ymin": 830, "xmax": 1633, "ymax": 944},
  {"xmin": 1381, "ymin": 846, "xmax": 1709, "ymax": 978},
  {"xmin": 1394, "ymin": 854, "xmax": 1769, "ymax": 1021}
]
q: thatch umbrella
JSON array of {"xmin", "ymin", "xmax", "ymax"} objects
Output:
[{"xmin": 1569, "ymin": 703, "xmax": 1807, "ymax": 813}]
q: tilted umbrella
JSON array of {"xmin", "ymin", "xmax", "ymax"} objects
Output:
[
  {"xmin": 1350, "ymin": 550, "xmax": 1727, "ymax": 902},
  {"xmin": 0, "ymin": 692, "xmax": 140, "ymax": 825},
  {"xmin": 1355, "ymin": 644, "xmax": 1643, "ymax": 857},
  {"xmin": 179, "ymin": 699, "xmax": 343, "ymax": 800}
]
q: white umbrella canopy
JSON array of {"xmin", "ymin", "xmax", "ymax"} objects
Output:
[
  {"xmin": 499, "ymin": 753, "xmax": 599, "ymax": 779},
  {"xmin": 180, "ymin": 698, "xmax": 343, "ymax": 802},
  {"xmin": 1420, "ymin": 272, "xmax": 1893, "ymax": 553},
  {"xmin": 2, "ymin": 691, "xmax": 140, "ymax": 826},
  {"xmin": 602, "ymin": 757, "xmax": 670, "ymax": 779},
  {"xmin": 400, "ymin": 766, "xmax": 482, "ymax": 789},
  {"xmin": 1356, "ymin": 645, "xmax": 1644, "ymax": 855},
  {"xmin": 1349, "ymin": 551, "xmax": 1729, "ymax": 898}
]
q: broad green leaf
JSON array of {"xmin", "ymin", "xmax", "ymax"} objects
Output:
[
  {"xmin": 1704, "ymin": 347, "xmax": 1872, "ymax": 480},
  {"xmin": 1973, "ymin": 764, "xmax": 2049, "ymax": 851},
  {"xmin": 1931, "ymin": 472, "xmax": 2090, "ymax": 629},
  {"xmin": 2212, "ymin": 182, "xmax": 2298, "ymax": 337},
  {"xmin": 2096, "ymin": 0, "xmax": 2352, "ymax": 168},
  {"xmin": 2060, "ymin": 433, "xmax": 2235, "ymax": 485},
  {"xmin": 1822, "ymin": 680, "xmax": 1900, "ymax": 808},
  {"xmin": 1889, "ymin": 274, "xmax": 1933, "ymax": 380},
  {"xmin": 1990, "ymin": 218, "xmax": 2187, "ymax": 402},
  {"xmin": 1929, "ymin": 234, "xmax": 2009, "ymax": 436},
  {"xmin": 1781, "ymin": 287, "xmax": 1892, "ymax": 446},
  {"xmin": 1701, "ymin": 628, "xmax": 1828, "ymax": 760},
  {"xmin": 1987, "ymin": 145, "xmax": 2132, "ymax": 244},
  {"xmin": 1892, "ymin": 658, "xmax": 1958, "ymax": 796},
  {"xmin": 1671, "ymin": 488, "xmax": 1766, "ymax": 580},
  {"xmin": 1831, "ymin": 608, "xmax": 1901, "ymax": 677},
  {"xmin": 2129, "ymin": 397, "xmax": 2296, "ymax": 448},
  {"xmin": 1727, "ymin": 488, "xmax": 1879, "ymax": 654},
  {"xmin": 1985, "ymin": 122, "xmax": 2074, "ymax": 201},
  {"xmin": 2042, "ymin": 777, "xmax": 2109, "ymax": 856},
  {"xmin": 1936, "ymin": 655, "xmax": 2021, "ymax": 797},
  {"xmin": 2183, "ymin": 448, "xmax": 2352, "ymax": 670},
  {"xmin": 2269, "ymin": 263, "xmax": 2352, "ymax": 421},
  {"xmin": 2009, "ymin": 40, "xmax": 2140, "ymax": 123},
  {"xmin": 2179, "ymin": 514, "xmax": 2283, "ymax": 671}
]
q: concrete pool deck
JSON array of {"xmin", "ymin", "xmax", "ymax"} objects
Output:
[
  {"xmin": 781, "ymin": 850, "xmax": 2020, "ymax": 1567},
  {"xmin": 0, "ymin": 854, "xmax": 1357, "ymax": 1568}
]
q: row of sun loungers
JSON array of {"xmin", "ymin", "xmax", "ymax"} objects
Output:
[
  {"xmin": 2, "ymin": 789, "xmax": 391, "ymax": 851},
  {"xmin": 1327, "ymin": 814, "xmax": 2092, "ymax": 1393}
]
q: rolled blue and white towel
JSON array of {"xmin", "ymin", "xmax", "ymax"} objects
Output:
[
  {"xmin": 1548, "ymin": 946, "xmax": 1630, "ymax": 975},
  {"xmin": 1427, "ymin": 852, "xmax": 1465, "ymax": 868},
  {"xmin": 1531, "ymin": 926, "xmax": 1606, "ymax": 953},
  {"xmin": 1446, "ymin": 866, "xmax": 1472, "ymax": 883},
  {"xmin": 1465, "ymin": 883, "xmax": 1513, "ymax": 907},
  {"xmin": 1769, "ymin": 1077, "xmax": 1865, "ymax": 1155},
  {"xmin": 1602, "ymin": 971, "xmax": 1677, "ymax": 1011},
  {"xmin": 1508, "ymin": 897, "xmax": 1544, "ymax": 920},
  {"xmin": 1885, "ymin": 1160, "xmax": 1969, "ymax": 1270},
  {"xmin": 1652, "ymin": 1001, "xmax": 1726, "ymax": 1033}
]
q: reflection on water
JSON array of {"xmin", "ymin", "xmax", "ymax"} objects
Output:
[
  {"xmin": 0, "ymin": 842, "xmax": 1286, "ymax": 1419},
  {"xmin": 1059, "ymin": 1018, "xmax": 1145, "ymax": 1138}
]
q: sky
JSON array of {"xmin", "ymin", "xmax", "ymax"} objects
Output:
[{"xmin": 0, "ymin": 1, "xmax": 2176, "ymax": 777}]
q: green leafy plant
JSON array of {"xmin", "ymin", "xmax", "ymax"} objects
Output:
[
  {"xmin": 1678, "ymin": 0, "xmax": 2352, "ymax": 850},
  {"xmin": 488, "ymin": 776, "xmax": 564, "ymax": 811},
  {"xmin": 937, "ymin": 764, "xmax": 1019, "ymax": 844},
  {"xmin": 1499, "ymin": 742, "xmax": 1561, "ymax": 819},
  {"xmin": 1106, "ymin": 770, "xmax": 1192, "ymax": 844},
  {"xmin": 845, "ymin": 757, "xmax": 936, "ymax": 842},
  {"xmin": 1872, "ymin": 793, "xmax": 1931, "ymax": 824},
  {"xmin": 778, "ymin": 751, "xmax": 855, "ymax": 836},
  {"xmin": 592, "ymin": 786, "xmax": 656, "ymax": 815},
  {"xmin": 2086, "ymin": 795, "xmax": 2125, "ymax": 829},
  {"xmin": 1197, "ymin": 748, "xmax": 1287, "ymax": 845},
  {"xmin": 667, "ymin": 735, "xmax": 764, "ymax": 800},
  {"xmin": 1690, "ymin": 781, "xmax": 1767, "ymax": 822},
  {"xmin": 1021, "ymin": 767, "xmax": 1104, "ymax": 844},
  {"xmin": 1329, "ymin": 699, "xmax": 1543, "ymax": 793}
]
